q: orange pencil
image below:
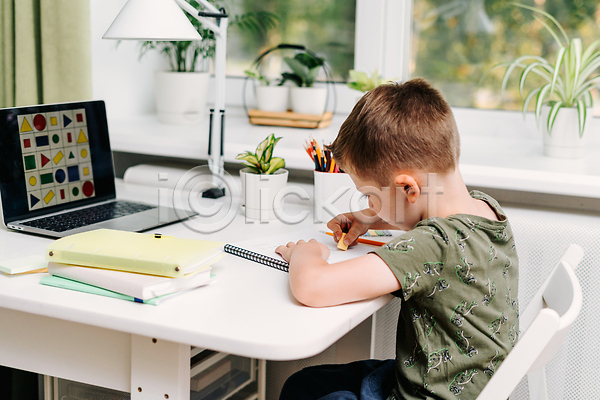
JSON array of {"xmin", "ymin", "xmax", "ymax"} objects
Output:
[{"xmin": 325, "ymin": 231, "xmax": 385, "ymax": 246}]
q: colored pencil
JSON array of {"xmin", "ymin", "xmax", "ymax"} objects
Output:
[{"xmin": 324, "ymin": 231, "xmax": 385, "ymax": 247}]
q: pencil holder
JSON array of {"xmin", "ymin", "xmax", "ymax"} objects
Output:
[{"xmin": 313, "ymin": 171, "xmax": 363, "ymax": 223}]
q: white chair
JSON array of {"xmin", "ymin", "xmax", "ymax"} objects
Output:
[{"xmin": 477, "ymin": 244, "xmax": 584, "ymax": 400}]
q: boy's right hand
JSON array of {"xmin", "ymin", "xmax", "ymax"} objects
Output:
[{"xmin": 327, "ymin": 210, "xmax": 380, "ymax": 247}]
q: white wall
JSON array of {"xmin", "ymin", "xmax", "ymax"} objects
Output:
[{"xmin": 90, "ymin": 0, "xmax": 169, "ymax": 120}]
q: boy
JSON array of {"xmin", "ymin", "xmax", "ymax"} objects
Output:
[{"xmin": 275, "ymin": 79, "xmax": 519, "ymax": 399}]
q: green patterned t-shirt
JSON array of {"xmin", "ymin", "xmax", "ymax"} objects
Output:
[{"xmin": 373, "ymin": 191, "xmax": 519, "ymax": 400}]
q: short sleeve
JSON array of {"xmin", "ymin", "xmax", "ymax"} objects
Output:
[{"xmin": 372, "ymin": 223, "xmax": 448, "ymax": 301}]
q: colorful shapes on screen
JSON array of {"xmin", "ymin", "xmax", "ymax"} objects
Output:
[
  {"xmin": 24, "ymin": 155, "xmax": 36, "ymax": 170},
  {"xmin": 82, "ymin": 181, "xmax": 94, "ymax": 197},
  {"xmin": 30, "ymin": 194, "xmax": 40, "ymax": 207},
  {"xmin": 40, "ymin": 153, "xmax": 51, "ymax": 168},
  {"xmin": 77, "ymin": 129, "xmax": 88, "ymax": 143},
  {"xmin": 20, "ymin": 110, "xmax": 94, "ymax": 211},
  {"xmin": 40, "ymin": 172, "xmax": 54, "ymax": 185},
  {"xmin": 44, "ymin": 190, "xmax": 55, "ymax": 204},
  {"xmin": 35, "ymin": 135, "xmax": 49, "ymax": 147},
  {"xmin": 68, "ymin": 165, "xmax": 80, "ymax": 182},
  {"xmin": 33, "ymin": 114, "xmax": 46, "ymax": 131},
  {"xmin": 21, "ymin": 117, "xmax": 33, "ymax": 132},
  {"xmin": 55, "ymin": 169, "xmax": 66, "ymax": 184},
  {"xmin": 53, "ymin": 151, "xmax": 64, "ymax": 165}
]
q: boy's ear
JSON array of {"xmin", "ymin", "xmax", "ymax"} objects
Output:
[{"xmin": 393, "ymin": 174, "xmax": 420, "ymax": 203}]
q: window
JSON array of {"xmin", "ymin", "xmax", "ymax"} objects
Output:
[
  {"xmin": 411, "ymin": 0, "xmax": 600, "ymax": 116},
  {"xmin": 225, "ymin": 0, "xmax": 357, "ymax": 82}
]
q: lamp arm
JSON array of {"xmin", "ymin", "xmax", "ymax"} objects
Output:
[
  {"xmin": 174, "ymin": 0, "xmax": 229, "ymax": 192},
  {"xmin": 174, "ymin": 0, "xmax": 224, "ymax": 35}
]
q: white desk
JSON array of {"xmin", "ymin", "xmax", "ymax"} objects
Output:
[{"xmin": 0, "ymin": 180, "xmax": 391, "ymax": 399}]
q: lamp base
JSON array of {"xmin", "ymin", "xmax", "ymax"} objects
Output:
[{"xmin": 202, "ymin": 187, "xmax": 226, "ymax": 198}]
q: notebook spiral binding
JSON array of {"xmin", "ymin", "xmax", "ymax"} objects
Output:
[{"xmin": 224, "ymin": 244, "xmax": 289, "ymax": 273}]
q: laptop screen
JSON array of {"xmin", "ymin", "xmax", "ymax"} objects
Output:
[{"xmin": 0, "ymin": 100, "xmax": 116, "ymax": 224}]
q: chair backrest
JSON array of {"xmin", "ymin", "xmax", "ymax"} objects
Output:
[{"xmin": 476, "ymin": 244, "xmax": 584, "ymax": 400}]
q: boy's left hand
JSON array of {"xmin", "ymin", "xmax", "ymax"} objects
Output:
[{"xmin": 275, "ymin": 239, "xmax": 330, "ymax": 263}]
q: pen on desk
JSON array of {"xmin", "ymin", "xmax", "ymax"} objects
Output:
[{"xmin": 324, "ymin": 231, "xmax": 385, "ymax": 247}]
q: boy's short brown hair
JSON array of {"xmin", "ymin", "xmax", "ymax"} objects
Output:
[{"xmin": 329, "ymin": 78, "xmax": 460, "ymax": 186}]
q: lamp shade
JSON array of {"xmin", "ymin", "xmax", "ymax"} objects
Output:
[{"xmin": 103, "ymin": 0, "xmax": 202, "ymax": 41}]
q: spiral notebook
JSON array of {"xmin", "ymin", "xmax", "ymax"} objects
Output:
[
  {"xmin": 223, "ymin": 229, "xmax": 396, "ymax": 273},
  {"xmin": 224, "ymin": 244, "xmax": 289, "ymax": 272}
]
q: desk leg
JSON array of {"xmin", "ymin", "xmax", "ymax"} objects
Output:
[
  {"xmin": 130, "ymin": 335, "xmax": 190, "ymax": 400},
  {"xmin": 258, "ymin": 359, "xmax": 266, "ymax": 400}
]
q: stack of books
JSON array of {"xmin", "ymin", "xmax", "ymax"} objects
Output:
[{"xmin": 40, "ymin": 229, "xmax": 224, "ymax": 305}]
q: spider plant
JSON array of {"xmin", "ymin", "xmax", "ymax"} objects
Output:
[{"xmin": 492, "ymin": 3, "xmax": 600, "ymax": 137}]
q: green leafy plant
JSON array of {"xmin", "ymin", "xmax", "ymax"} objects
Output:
[
  {"xmin": 139, "ymin": 0, "xmax": 279, "ymax": 72},
  {"xmin": 347, "ymin": 70, "xmax": 387, "ymax": 92},
  {"xmin": 488, "ymin": 3, "xmax": 600, "ymax": 136},
  {"xmin": 236, "ymin": 134, "xmax": 285, "ymax": 174},
  {"xmin": 244, "ymin": 70, "xmax": 271, "ymax": 86},
  {"xmin": 280, "ymin": 52, "xmax": 325, "ymax": 87}
]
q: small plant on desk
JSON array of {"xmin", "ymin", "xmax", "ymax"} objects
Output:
[
  {"xmin": 236, "ymin": 133, "xmax": 285, "ymax": 174},
  {"xmin": 236, "ymin": 134, "xmax": 288, "ymax": 221}
]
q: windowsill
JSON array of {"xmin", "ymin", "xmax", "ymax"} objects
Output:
[{"xmin": 107, "ymin": 107, "xmax": 600, "ymax": 200}]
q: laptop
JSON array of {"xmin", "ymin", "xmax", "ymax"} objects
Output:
[{"xmin": 0, "ymin": 100, "xmax": 193, "ymax": 238}]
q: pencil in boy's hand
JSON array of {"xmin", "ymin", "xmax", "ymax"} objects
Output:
[{"xmin": 325, "ymin": 231, "xmax": 385, "ymax": 247}]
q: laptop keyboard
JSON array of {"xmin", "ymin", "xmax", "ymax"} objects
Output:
[{"xmin": 21, "ymin": 201, "xmax": 156, "ymax": 233}]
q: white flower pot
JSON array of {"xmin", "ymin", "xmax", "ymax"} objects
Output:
[
  {"xmin": 290, "ymin": 87, "xmax": 327, "ymax": 115},
  {"xmin": 255, "ymin": 86, "xmax": 289, "ymax": 112},
  {"xmin": 540, "ymin": 105, "xmax": 591, "ymax": 159},
  {"xmin": 155, "ymin": 71, "xmax": 210, "ymax": 125},
  {"xmin": 240, "ymin": 168, "xmax": 289, "ymax": 221}
]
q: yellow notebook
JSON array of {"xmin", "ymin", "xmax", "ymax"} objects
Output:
[{"xmin": 46, "ymin": 229, "xmax": 224, "ymax": 278}]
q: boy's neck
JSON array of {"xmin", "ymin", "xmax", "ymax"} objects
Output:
[{"xmin": 414, "ymin": 169, "xmax": 499, "ymax": 222}]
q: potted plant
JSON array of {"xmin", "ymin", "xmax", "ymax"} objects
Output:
[
  {"xmin": 139, "ymin": 0, "xmax": 278, "ymax": 124},
  {"xmin": 281, "ymin": 52, "xmax": 327, "ymax": 115},
  {"xmin": 347, "ymin": 69, "xmax": 387, "ymax": 93},
  {"xmin": 347, "ymin": 69, "xmax": 392, "ymax": 103},
  {"xmin": 490, "ymin": 4, "xmax": 600, "ymax": 158},
  {"xmin": 244, "ymin": 70, "xmax": 289, "ymax": 113},
  {"xmin": 236, "ymin": 134, "xmax": 288, "ymax": 220}
]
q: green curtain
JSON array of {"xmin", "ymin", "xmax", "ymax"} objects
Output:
[{"xmin": 0, "ymin": 0, "xmax": 91, "ymax": 108}]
